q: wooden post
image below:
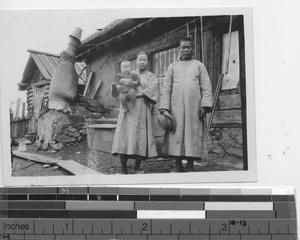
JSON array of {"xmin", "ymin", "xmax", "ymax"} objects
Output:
[
  {"xmin": 186, "ymin": 23, "xmax": 190, "ymax": 37},
  {"xmin": 15, "ymin": 98, "xmax": 21, "ymax": 120},
  {"xmin": 22, "ymin": 102, "xmax": 26, "ymax": 119},
  {"xmin": 205, "ymin": 74, "xmax": 225, "ymax": 139},
  {"xmin": 83, "ymin": 71, "xmax": 93, "ymax": 96},
  {"xmin": 194, "ymin": 21, "xmax": 197, "ymax": 60},
  {"xmin": 200, "ymin": 16, "xmax": 204, "ymax": 64},
  {"xmin": 10, "ymin": 108, "xmax": 14, "ymax": 121},
  {"xmin": 225, "ymin": 16, "xmax": 233, "ymax": 74},
  {"xmin": 238, "ymin": 15, "xmax": 248, "ymax": 170},
  {"xmin": 89, "ymin": 81, "xmax": 102, "ymax": 99}
]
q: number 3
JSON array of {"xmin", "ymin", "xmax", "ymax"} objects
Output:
[{"xmin": 222, "ymin": 223, "xmax": 227, "ymax": 231}]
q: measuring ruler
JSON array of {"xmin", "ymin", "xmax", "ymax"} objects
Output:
[{"xmin": 0, "ymin": 187, "xmax": 297, "ymax": 240}]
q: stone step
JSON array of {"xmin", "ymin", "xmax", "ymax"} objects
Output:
[
  {"xmin": 12, "ymin": 138, "xmax": 32, "ymax": 145},
  {"xmin": 93, "ymin": 118, "xmax": 117, "ymax": 124},
  {"xmin": 86, "ymin": 124, "xmax": 116, "ymax": 153},
  {"xmin": 87, "ymin": 123, "xmax": 116, "ymax": 129}
]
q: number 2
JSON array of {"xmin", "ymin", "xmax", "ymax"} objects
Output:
[{"xmin": 142, "ymin": 223, "xmax": 148, "ymax": 231}]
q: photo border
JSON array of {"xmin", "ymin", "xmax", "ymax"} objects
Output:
[{"xmin": 0, "ymin": 7, "xmax": 256, "ymax": 186}]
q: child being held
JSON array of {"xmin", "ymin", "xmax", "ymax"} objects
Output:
[{"xmin": 111, "ymin": 60, "xmax": 140, "ymax": 113}]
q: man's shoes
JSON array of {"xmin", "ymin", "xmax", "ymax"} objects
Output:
[
  {"xmin": 170, "ymin": 167, "xmax": 184, "ymax": 173},
  {"xmin": 134, "ymin": 159, "xmax": 142, "ymax": 172},
  {"xmin": 185, "ymin": 165, "xmax": 194, "ymax": 172},
  {"xmin": 120, "ymin": 156, "xmax": 128, "ymax": 174},
  {"xmin": 171, "ymin": 158, "xmax": 185, "ymax": 172},
  {"xmin": 121, "ymin": 166, "xmax": 128, "ymax": 174},
  {"xmin": 185, "ymin": 159, "xmax": 194, "ymax": 172}
]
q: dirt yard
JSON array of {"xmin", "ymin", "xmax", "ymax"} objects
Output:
[{"xmin": 12, "ymin": 141, "xmax": 244, "ymax": 176}]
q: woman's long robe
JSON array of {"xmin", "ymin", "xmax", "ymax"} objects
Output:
[
  {"xmin": 111, "ymin": 71, "xmax": 158, "ymax": 158},
  {"xmin": 160, "ymin": 59, "xmax": 213, "ymax": 158}
]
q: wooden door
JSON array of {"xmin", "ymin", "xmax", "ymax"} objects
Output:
[
  {"xmin": 151, "ymin": 47, "xmax": 180, "ymax": 100},
  {"xmin": 221, "ymin": 31, "xmax": 240, "ymax": 90},
  {"xmin": 210, "ymin": 30, "xmax": 242, "ymax": 127},
  {"xmin": 151, "ymin": 47, "xmax": 180, "ymax": 138}
]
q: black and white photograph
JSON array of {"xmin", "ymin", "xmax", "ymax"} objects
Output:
[{"xmin": 0, "ymin": 8, "xmax": 255, "ymax": 185}]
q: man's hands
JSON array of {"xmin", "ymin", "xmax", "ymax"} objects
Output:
[
  {"xmin": 159, "ymin": 108, "xmax": 168, "ymax": 115},
  {"xmin": 136, "ymin": 93, "xmax": 143, "ymax": 98},
  {"xmin": 160, "ymin": 108, "xmax": 210, "ymax": 120},
  {"xmin": 199, "ymin": 107, "xmax": 210, "ymax": 120}
]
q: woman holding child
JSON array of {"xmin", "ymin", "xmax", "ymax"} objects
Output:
[{"xmin": 111, "ymin": 51, "xmax": 158, "ymax": 174}]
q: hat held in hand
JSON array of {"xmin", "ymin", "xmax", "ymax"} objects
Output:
[{"xmin": 158, "ymin": 111, "xmax": 176, "ymax": 134}]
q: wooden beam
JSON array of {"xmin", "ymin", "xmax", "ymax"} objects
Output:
[
  {"xmin": 27, "ymin": 49, "xmax": 60, "ymax": 58},
  {"xmin": 83, "ymin": 71, "xmax": 93, "ymax": 96},
  {"xmin": 89, "ymin": 80, "xmax": 102, "ymax": 99},
  {"xmin": 13, "ymin": 150, "xmax": 59, "ymax": 164},
  {"xmin": 31, "ymin": 79, "xmax": 51, "ymax": 88},
  {"xmin": 12, "ymin": 150, "xmax": 101, "ymax": 175},
  {"xmin": 210, "ymin": 109, "xmax": 242, "ymax": 124},
  {"xmin": 211, "ymin": 122, "xmax": 242, "ymax": 128},
  {"xmin": 218, "ymin": 94, "xmax": 241, "ymax": 109},
  {"xmin": 58, "ymin": 160, "xmax": 101, "ymax": 175}
]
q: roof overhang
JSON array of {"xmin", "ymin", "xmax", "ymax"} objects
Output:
[{"xmin": 76, "ymin": 17, "xmax": 200, "ymax": 62}]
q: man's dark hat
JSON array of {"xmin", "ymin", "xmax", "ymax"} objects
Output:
[{"xmin": 158, "ymin": 111, "xmax": 176, "ymax": 134}]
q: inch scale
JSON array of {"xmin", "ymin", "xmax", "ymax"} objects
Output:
[
  {"xmin": 0, "ymin": 218, "xmax": 297, "ymax": 240},
  {"xmin": 0, "ymin": 187, "xmax": 297, "ymax": 240}
]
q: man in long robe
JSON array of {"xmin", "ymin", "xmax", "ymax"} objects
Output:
[{"xmin": 159, "ymin": 37, "xmax": 213, "ymax": 172}]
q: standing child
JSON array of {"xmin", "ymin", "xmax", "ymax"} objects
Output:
[{"xmin": 112, "ymin": 60, "xmax": 140, "ymax": 113}]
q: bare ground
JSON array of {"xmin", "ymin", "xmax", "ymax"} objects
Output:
[{"xmin": 12, "ymin": 141, "xmax": 244, "ymax": 176}]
